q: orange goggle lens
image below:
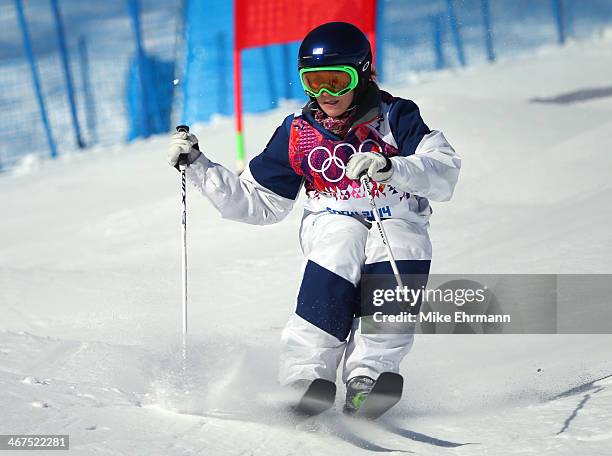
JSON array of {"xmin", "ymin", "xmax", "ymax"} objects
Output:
[{"xmin": 302, "ymin": 70, "xmax": 352, "ymax": 93}]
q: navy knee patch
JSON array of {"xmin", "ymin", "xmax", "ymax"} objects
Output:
[
  {"xmin": 364, "ymin": 260, "xmax": 431, "ymax": 276},
  {"xmin": 296, "ymin": 260, "xmax": 356, "ymax": 341}
]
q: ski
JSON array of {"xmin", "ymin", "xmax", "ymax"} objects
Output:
[
  {"xmin": 354, "ymin": 372, "xmax": 403, "ymax": 420},
  {"xmin": 293, "ymin": 379, "xmax": 336, "ymax": 417}
]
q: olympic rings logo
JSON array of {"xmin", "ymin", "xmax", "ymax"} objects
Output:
[{"xmin": 307, "ymin": 139, "xmax": 382, "ymax": 182}]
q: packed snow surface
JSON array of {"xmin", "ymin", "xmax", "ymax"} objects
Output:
[{"xmin": 1, "ymin": 37, "xmax": 611, "ymax": 455}]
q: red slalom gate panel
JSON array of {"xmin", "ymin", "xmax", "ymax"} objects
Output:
[{"xmin": 234, "ymin": 0, "xmax": 376, "ymax": 50}]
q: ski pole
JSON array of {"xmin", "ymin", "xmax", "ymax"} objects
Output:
[
  {"xmin": 360, "ymin": 174, "xmax": 404, "ymax": 289},
  {"xmin": 176, "ymin": 125, "xmax": 189, "ymax": 337}
]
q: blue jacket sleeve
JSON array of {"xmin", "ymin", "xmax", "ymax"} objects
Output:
[
  {"xmin": 249, "ymin": 115, "xmax": 303, "ymax": 200},
  {"xmin": 386, "ymin": 98, "xmax": 461, "ymax": 201},
  {"xmin": 388, "ymin": 99, "xmax": 431, "ymax": 157}
]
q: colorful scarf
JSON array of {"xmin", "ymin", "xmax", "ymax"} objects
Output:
[{"xmin": 313, "ymin": 105, "xmax": 357, "ymax": 139}]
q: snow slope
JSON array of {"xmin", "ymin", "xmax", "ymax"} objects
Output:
[{"xmin": 1, "ymin": 37, "xmax": 612, "ymax": 455}]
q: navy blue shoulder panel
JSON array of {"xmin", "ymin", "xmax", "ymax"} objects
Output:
[
  {"xmin": 248, "ymin": 114, "xmax": 303, "ymax": 200},
  {"xmin": 388, "ymin": 98, "xmax": 431, "ymax": 157}
]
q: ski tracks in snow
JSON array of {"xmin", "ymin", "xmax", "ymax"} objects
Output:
[{"xmin": 2, "ymin": 330, "xmax": 612, "ymax": 455}]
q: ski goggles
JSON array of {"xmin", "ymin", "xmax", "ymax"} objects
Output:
[{"xmin": 299, "ymin": 65, "xmax": 359, "ymax": 97}]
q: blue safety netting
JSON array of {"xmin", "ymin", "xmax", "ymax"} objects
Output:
[
  {"xmin": 181, "ymin": 0, "xmax": 612, "ymax": 125},
  {"xmin": 0, "ymin": 0, "xmax": 181, "ymax": 170},
  {"xmin": 2, "ymin": 0, "xmax": 612, "ymax": 170}
]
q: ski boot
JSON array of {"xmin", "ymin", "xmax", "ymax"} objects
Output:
[{"xmin": 343, "ymin": 375, "xmax": 375, "ymax": 415}]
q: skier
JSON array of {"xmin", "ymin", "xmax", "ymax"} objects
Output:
[{"xmin": 168, "ymin": 22, "xmax": 460, "ymax": 415}]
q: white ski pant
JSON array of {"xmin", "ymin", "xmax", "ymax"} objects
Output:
[{"xmin": 279, "ymin": 211, "xmax": 432, "ymax": 385}]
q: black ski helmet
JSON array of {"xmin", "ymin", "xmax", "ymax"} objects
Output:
[{"xmin": 298, "ymin": 22, "xmax": 373, "ymax": 91}]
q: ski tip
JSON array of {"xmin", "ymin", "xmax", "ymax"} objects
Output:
[
  {"xmin": 352, "ymin": 372, "xmax": 404, "ymax": 420},
  {"xmin": 380, "ymin": 372, "xmax": 403, "ymax": 381},
  {"xmin": 381, "ymin": 372, "xmax": 402, "ymax": 378},
  {"xmin": 293, "ymin": 379, "xmax": 336, "ymax": 418},
  {"xmin": 377, "ymin": 372, "xmax": 404, "ymax": 391}
]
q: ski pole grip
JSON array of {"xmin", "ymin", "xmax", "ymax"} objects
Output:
[{"xmin": 175, "ymin": 124, "xmax": 199, "ymax": 152}]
